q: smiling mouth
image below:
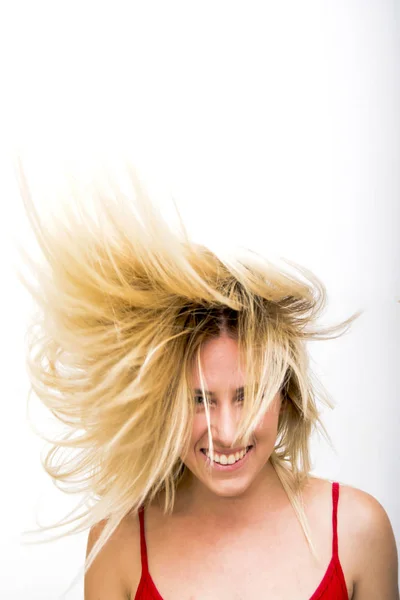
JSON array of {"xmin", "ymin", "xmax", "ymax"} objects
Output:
[{"xmin": 200, "ymin": 445, "xmax": 253, "ymax": 465}]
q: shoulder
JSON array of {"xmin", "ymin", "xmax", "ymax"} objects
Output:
[
  {"xmin": 85, "ymin": 512, "xmax": 142, "ymax": 599},
  {"xmin": 337, "ymin": 481, "xmax": 397, "ymax": 550},
  {"xmin": 306, "ymin": 476, "xmax": 399, "ymax": 597},
  {"xmin": 334, "ymin": 481, "xmax": 399, "ymax": 598}
]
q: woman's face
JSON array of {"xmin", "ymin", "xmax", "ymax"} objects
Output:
[{"xmin": 181, "ymin": 333, "xmax": 283, "ymax": 498}]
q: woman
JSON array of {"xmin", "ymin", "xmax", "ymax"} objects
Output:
[{"xmin": 16, "ymin": 160, "xmax": 398, "ymax": 599}]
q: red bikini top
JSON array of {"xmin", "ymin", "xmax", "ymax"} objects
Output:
[{"xmin": 134, "ymin": 481, "xmax": 348, "ymax": 599}]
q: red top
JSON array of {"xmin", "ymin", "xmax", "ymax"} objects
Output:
[{"xmin": 134, "ymin": 481, "xmax": 348, "ymax": 599}]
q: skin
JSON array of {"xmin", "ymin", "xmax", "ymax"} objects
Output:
[{"xmin": 177, "ymin": 332, "xmax": 287, "ymax": 530}]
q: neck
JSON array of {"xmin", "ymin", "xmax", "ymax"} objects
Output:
[{"xmin": 175, "ymin": 460, "xmax": 286, "ymax": 529}]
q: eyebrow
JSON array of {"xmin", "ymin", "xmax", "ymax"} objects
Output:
[{"xmin": 193, "ymin": 387, "xmax": 245, "ymax": 396}]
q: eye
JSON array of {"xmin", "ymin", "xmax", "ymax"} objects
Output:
[
  {"xmin": 194, "ymin": 393, "xmax": 211, "ymax": 403},
  {"xmin": 194, "ymin": 394, "xmax": 245, "ymax": 405},
  {"xmin": 194, "ymin": 395, "xmax": 213, "ymax": 408}
]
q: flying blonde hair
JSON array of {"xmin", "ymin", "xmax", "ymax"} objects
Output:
[{"xmin": 14, "ymin": 157, "xmax": 362, "ymax": 593}]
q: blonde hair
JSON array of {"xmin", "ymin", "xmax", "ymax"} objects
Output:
[{"xmin": 15, "ymin": 158, "xmax": 362, "ymax": 593}]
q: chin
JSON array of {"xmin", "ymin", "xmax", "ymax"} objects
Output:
[{"xmin": 205, "ymin": 477, "xmax": 252, "ymax": 498}]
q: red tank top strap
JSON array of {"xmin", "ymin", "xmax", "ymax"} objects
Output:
[
  {"xmin": 331, "ymin": 481, "xmax": 340, "ymax": 558},
  {"xmin": 138, "ymin": 505, "xmax": 149, "ymax": 574}
]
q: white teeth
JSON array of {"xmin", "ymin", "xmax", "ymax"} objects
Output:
[{"xmin": 204, "ymin": 447, "xmax": 250, "ymax": 465}]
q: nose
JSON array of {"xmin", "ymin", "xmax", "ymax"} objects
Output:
[{"xmin": 211, "ymin": 402, "xmax": 240, "ymax": 447}]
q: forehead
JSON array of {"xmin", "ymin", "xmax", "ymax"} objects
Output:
[{"xmin": 190, "ymin": 335, "xmax": 246, "ymax": 390}]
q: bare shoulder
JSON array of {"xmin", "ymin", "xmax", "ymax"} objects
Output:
[
  {"xmin": 333, "ymin": 480, "xmax": 399, "ymax": 599},
  {"xmin": 84, "ymin": 511, "xmax": 142, "ymax": 600},
  {"xmin": 302, "ymin": 476, "xmax": 399, "ymax": 598}
]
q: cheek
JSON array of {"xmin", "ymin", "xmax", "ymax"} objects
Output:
[
  {"xmin": 189, "ymin": 416, "xmax": 204, "ymax": 446},
  {"xmin": 254, "ymin": 410, "xmax": 280, "ymax": 437}
]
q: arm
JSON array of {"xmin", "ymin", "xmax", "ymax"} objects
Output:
[
  {"xmin": 352, "ymin": 489, "xmax": 399, "ymax": 599},
  {"xmin": 84, "ymin": 520, "xmax": 130, "ymax": 600}
]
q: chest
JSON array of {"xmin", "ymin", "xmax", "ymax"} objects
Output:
[{"xmin": 136, "ymin": 511, "xmax": 353, "ymax": 600}]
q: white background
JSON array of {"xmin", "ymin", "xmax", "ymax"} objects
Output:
[{"xmin": 0, "ymin": 1, "xmax": 399, "ymax": 597}]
